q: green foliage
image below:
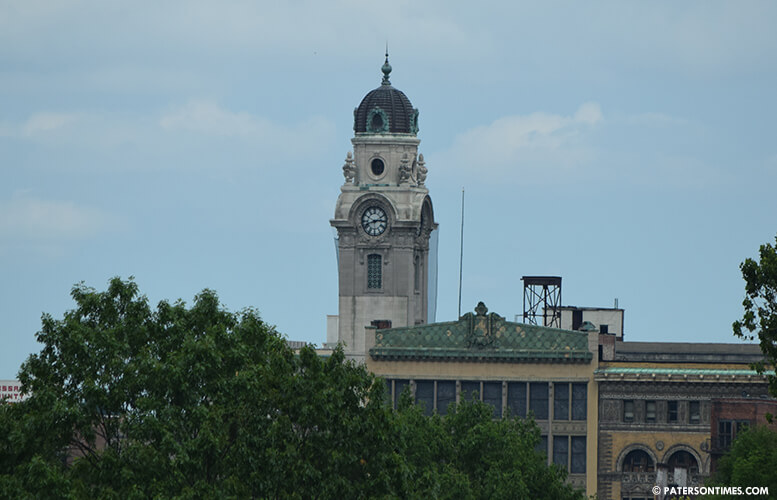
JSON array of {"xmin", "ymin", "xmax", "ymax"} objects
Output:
[
  {"xmin": 733, "ymin": 233, "xmax": 777, "ymax": 396},
  {"xmin": 707, "ymin": 426, "xmax": 777, "ymax": 497},
  {"xmin": 390, "ymin": 397, "xmax": 582, "ymax": 500},
  {"xmin": 0, "ymin": 277, "xmax": 584, "ymax": 499}
]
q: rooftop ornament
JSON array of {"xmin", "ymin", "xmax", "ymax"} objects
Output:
[{"xmin": 381, "ymin": 49, "xmax": 391, "ymax": 85}]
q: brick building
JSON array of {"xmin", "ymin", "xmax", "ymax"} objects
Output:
[{"xmin": 709, "ymin": 397, "xmax": 777, "ymax": 473}]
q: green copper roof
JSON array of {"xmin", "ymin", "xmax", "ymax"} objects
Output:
[{"xmin": 370, "ymin": 302, "xmax": 593, "ymax": 363}]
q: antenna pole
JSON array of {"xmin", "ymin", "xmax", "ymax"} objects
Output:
[{"xmin": 458, "ymin": 188, "xmax": 465, "ymax": 317}]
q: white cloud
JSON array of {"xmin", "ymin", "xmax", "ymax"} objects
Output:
[
  {"xmin": 3, "ymin": 103, "xmax": 336, "ymax": 172},
  {"xmin": 432, "ymin": 102, "xmax": 603, "ymax": 185},
  {"xmin": 574, "ymin": 103, "xmax": 603, "ymax": 125},
  {"xmin": 159, "ymin": 100, "xmax": 336, "ymax": 147},
  {"xmin": 0, "ymin": 197, "xmax": 107, "ymax": 240},
  {"xmin": 0, "ymin": 196, "xmax": 110, "ymax": 242},
  {"xmin": 0, "ymin": 1, "xmax": 491, "ymax": 72},
  {"xmin": 160, "ymin": 101, "xmax": 268, "ymax": 137},
  {"xmin": 22, "ymin": 112, "xmax": 81, "ymax": 136}
]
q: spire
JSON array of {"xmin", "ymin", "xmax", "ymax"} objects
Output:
[{"xmin": 381, "ymin": 46, "xmax": 392, "ymax": 86}]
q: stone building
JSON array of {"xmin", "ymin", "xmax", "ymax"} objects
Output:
[
  {"xmin": 323, "ymin": 56, "xmax": 772, "ymax": 500},
  {"xmin": 595, "ymin": 341, "xmax": 767, "ymax": 500},
  {"xmin": 709, "ymin": 396, "xmax": 777, "ymax": 473},
  {"xmin": 366, "ymin": 301, "xmax": 600, "ymax": 494},
  {"xmin": 327, "ymin": 54, "xmax": 437, "ymax": 364}
]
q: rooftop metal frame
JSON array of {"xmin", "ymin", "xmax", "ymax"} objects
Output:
[{"xmin": 522, "ymin": 276, "xmax": 562, "ymax": 328}]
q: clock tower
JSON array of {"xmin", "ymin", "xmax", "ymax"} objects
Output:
[{"xmin": 330, "ymin": 55, "xmax": 437, "ymax": 362}]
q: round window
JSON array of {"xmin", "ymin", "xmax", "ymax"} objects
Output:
[{"xmin": 371, "ymin": 158, "xmax": 385, "ymax": 176}]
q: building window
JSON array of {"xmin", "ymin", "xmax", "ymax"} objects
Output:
[
  {"xmin": 622, "ymin": 449, "xmax": 654, "ymax": 473},
  {"xmin": 383, "ymin": 379, "xmax": 392, "ymax": 406},
  {"xmin": 483, "ymin": 382, "xmax": 502, "ymax": 418},
  {"xmin": 689, "ymin": 401, "xmax": 701, "ymax": 424},
  {"xmin": 371, "ymin": 319, "xmax": 391, "ymax": 329},
  {"xmin": 718, "ymin": 420, "xmax": 750, "ymax": 450},
  {"xmin": 536, "ymin": 435, "xmax": 548, "ymax": 457},
  {"xmin": 600, "ymin": 324, "xmax": 609, "ymax": 334},
  {"xmin": 667, "ymin": 450, "xmax": 699, "ymax": 475},
  {"xmin": 623, "ymin": 400, "xmax": 634, "ymax": 423},
  {"xmin": 554, "ymin": 383, "xmax": 569, "ymax": 420},
  {"xmin": 370, "ymin": 157, "xmax": 385, "ymax": 176},
  {"xmin": 571, "ymin": 436, "xmax": 586, "ymax": 474},
  {"xmin": 572, "ymin": 310, "xmax": 583, "ymax": 330},
  {"xmin": 553, "ymin": 435, "xmax": 569, "ymax": 469},
  {"xmin": 571, "ymin": 383, "xmax": 587, "ymax": 420},
  {"xmin": 667, "ymin": 401, "xmax": 678, "ymax": 422},
  {"xmin": 461, "ymin": 381, "xmax": 480, "ymax": 401},
  {"xmin": 507, "ymin": 382, "xmax": 527, "ymax": 418},
  {"xmin": 393, "ymin": 379, "xmax": 409, "ymax": 409},
  {"xmin": 645, "ymin": 400, "xmax": 656, "ymax": 423},
  {"xmin": 718, "ymin": 420, "xmax": 732, "ymax": 449},
  {"xmin": 415, "ymin": 380, "xmax": 434, "ymax": 416},
  {"xmin": 530, "ymin": 382, "xmax": 549, "ymax": 420},
  {"xmin": 436, "ymin": 381, "xmax": 456, "ymax": 416},
  {"xmin": 367, "ymin": 254, "xmax": 382, "ymax": 289}
]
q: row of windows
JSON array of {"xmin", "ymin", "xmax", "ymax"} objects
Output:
[
  {"xmin": 386, "ymin": 379, "xmax": 587, "ymax": 421},
  {"xmin": 622, "ymin": 399, "xmax": 701, "ymax": 424}
]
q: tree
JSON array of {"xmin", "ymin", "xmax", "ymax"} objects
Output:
[
  {"xmin": 0, "ymin": 277, "xmax": 584, "ymax": 499},
  {"xmin": 390, "ymin": 391, "xmax": 584, "ymax": 500},
  {"xmin": 707, "ymin": 425, "xmax": 777, "ymax": 497},
  {"xmin": 733, "ymin": 233, "xmax": 777, "ymax": 397},
  {"xmin": 1, "ymin": 278, "xmax": 396, "ymax": 498}
]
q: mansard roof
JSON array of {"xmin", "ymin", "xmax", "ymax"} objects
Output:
[{"xmin": 369, "ymin": 301, "xmax": 593, "ymax": 363}]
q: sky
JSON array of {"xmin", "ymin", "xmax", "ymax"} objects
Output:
[{"xmin": 2, "ymin": 1, "xmax": 777, "ymax": 378}]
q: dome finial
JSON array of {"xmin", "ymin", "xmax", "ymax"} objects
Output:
[{"xmin": 381, "ymin": 44, "xmax": 392, "ymax": 85}]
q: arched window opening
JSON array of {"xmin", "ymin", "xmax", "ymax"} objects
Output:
[
  {"xmin": 667, "ymin": 450, "xmax": 699, "ymax": 475},
  {"xmin": 622, "ymin": 449, "xmax": 655, "ymax": 472}
]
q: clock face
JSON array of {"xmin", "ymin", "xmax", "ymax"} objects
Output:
[{"xmin": 361, "ymin": 206, "xmax": 388, "ymax": 236}]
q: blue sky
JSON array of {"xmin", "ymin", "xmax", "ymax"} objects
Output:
[{"xmin": 2, "ymin": 1, "xmax": 776, "ymax": 378}]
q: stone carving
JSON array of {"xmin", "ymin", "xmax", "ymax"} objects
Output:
[
  {"xmin": 601, "ymin": 400, "xmax": 620, "ymax": 422},
  {"xmin": 398, "ymin": 153, "xmax": 411, "ymax": 184},
  {"xmin": 416, "ymin": 153, "xmax": 427, "ymax": 186},
  {"xmin": 462, "ymin": 302, "xmax": 502, "ymax": 349},
  {"xmin": 342, "ymin": 151, "xmax": 356, "ymax": 183}
]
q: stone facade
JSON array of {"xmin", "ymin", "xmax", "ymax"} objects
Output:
[
  {"xmin": 330, "ymin": 58, "xmax": 436, "ymax": 363},
  {"xmin": 365, "ymin": 302, "xmax": 601, "ymax": 495},
  {"xmin": 595, "ymin": 342, "xmax": 768, "ymax": 500}
]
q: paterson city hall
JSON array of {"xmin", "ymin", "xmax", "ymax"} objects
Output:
[{"xmin": 308, "ymin": 57, "xmax": 776, "ymax": 500}]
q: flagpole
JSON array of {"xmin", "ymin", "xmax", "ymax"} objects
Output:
[{"xmin": 458, "ymin": 187, "xmax": 465, "ymax": 318}]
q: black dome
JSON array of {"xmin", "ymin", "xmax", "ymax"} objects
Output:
[{"xmin": 354, "ymin": 57, "xmax": 418, "ymax": 135}]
